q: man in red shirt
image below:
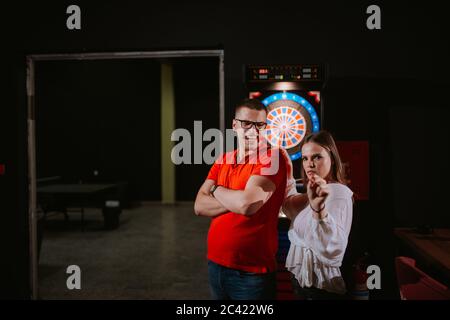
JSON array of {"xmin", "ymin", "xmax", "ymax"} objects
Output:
[{"xmin": 194, "ymin": 98, "xmax": 287, "ymax": 300}]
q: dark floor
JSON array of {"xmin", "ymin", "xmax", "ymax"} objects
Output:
[{"xmin": 38, "ymin": 203, "xmax": 211, "ymax": 299}]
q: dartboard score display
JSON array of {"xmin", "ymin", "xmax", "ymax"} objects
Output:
[{"xmin": 246, "ymin": 64, "xmax": 326, "ymax": 163}]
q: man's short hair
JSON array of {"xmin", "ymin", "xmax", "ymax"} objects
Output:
[{"xmin": 235, "ymin": 98, "xmax": 267, "ymax": 116}]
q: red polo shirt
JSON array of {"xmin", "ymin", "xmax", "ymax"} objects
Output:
[{"xmin": 206, "ymin": 148, "xmax": 287, "ymax": 273}]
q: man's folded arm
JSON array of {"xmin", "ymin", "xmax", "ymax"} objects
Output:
[
  {"xmin": 213, "ymin": 175, "xmax": 276, "ymax": 216},
  {"xmin": 282, "ymin": 193, "xmax": 308, "ymax": 220},
  {"xmin": 194, "ymin": 179, "xmax": 230, "ymax": 217}
]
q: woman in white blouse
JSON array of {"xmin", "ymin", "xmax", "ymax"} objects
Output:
[{"xmin": 282, "ymin": 131, "xmax": 353, "ymax": 300}]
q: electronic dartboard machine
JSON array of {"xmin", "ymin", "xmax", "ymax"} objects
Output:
[{"xmin": 245, "ymin": 64, "xmax": 327, "ymax": 180}]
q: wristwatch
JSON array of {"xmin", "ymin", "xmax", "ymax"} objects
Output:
[{"xmin": 210, "ymin": 184, "xmax": 220, "ymax": 197}]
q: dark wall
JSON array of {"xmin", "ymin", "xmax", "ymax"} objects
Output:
[
  {"xmin": 34, "ymin": 57, "xmax": 220, "ymax": 202},
  {"xmin": 1, "ymin": 55, "xmax": 30, "ymax": 299},
  {"xmin": 2, "ymin": 1, "xmax": 449, "ymax": 298},
  {"xmin": 389, "ymin": 105, "xmax": 450, "ymax": 228},
  {"xmin": 173, "ymin": 58, "xmax": 220, "ymax": 201},
  {"xmin": 35, "ymin": 59, "xmax": 162, "ymax": 201}
]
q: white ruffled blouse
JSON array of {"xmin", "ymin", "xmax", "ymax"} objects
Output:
[{"xmin": 285, "ymin": 183, "xmax": 353, "ymax": 294}]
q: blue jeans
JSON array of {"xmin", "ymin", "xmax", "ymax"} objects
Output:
[{"xmin": 208, "ymin": 260, "xmax": 276, "ymax": 300}]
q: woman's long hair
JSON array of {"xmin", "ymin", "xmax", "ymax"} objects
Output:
[{"xmin": 300, "ymin": 130, "xmax": 347, "ymax": 186}]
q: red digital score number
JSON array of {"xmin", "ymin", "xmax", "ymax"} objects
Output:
[{"xmin": 258, "ymin": 68, "xmax": 269, "ymax": 74}]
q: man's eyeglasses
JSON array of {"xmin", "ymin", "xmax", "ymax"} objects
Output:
[{"xmin": 234, "ymin": 119, "xmax": 267, "ymax": 130}]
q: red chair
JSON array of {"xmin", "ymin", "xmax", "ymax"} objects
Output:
[{"xmin": 395, "ymin": 256, "xmax": 450, "ymax": 300}]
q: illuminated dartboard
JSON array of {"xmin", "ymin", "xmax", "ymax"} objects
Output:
[
  {"xmin": 262, "ymin": 92, "xmax": 320, "ymax": 160},
  {"xmin": 265, "ymin": 107, "xmax": 306, "ymax": 149}
]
